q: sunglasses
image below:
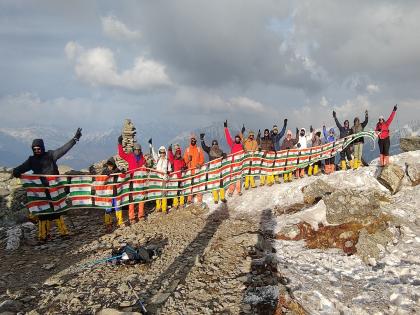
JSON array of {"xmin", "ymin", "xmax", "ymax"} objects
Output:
[
  {"xmin": 159, "ymin": 151, "xmax": 166, "ymax": 154},
  {"xmin": 33, "ymin": 147, "xmax": 42, "ymax": 152}
]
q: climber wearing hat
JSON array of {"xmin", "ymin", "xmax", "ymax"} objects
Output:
[
  {"xmin": 150, "ymin": 143, "xmax": 172, "ymax": 213},
  {"xmin": 241, "ymin": 126, "xmax": 258, "ymax": 190},
  {"xmin": 257, "ymin": 128, "xmax": 275, "ymax": 186},
  {"xmin": 280, "ymin": 129, "xmax": 299, "ymax": 182},
  {"xmin": 12, "ymin": 127, "xmax": 82, "ymax": 242},
  {"xmin": 168, "ymin": 143, "xmax": 187, "ymax": 209},
  {"xmin": 184, "ymin": 134, "xmax": 205, "ymax": 205},
  {"xmin": 333, "ymin": 111, "xmax": 353, "ymax": 170},
  {"xmin": 270, "ymin": 119, "xmax": 288, "ymax": 183},
  {"xmin": 224, "ymin": 120, "xmax": 244, "ymax": 197},
  {"xmin": 323, "ymin": 125, "xmax": 336, "ymax": 174},
  {"xmin": 375, "ymin": 105, "xmax": 397, "ymax": 166},
  {"xmin": 200, "ymin": 133, "xmax": 227, "ymax": 204},
  {"xmin": 118, "ymin": 135, "xmax": 146, "ymax": 223}
]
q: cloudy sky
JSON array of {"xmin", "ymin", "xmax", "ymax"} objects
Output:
[{"xmin": 1, "ymin": 0, "xmax": 419, "ymax": 135}]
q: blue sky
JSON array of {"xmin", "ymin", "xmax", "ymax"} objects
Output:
[{"xmin": 1, "ymin": 0, "xmax": 419, "ymax": 134}]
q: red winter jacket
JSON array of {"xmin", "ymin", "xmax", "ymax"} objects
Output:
[
  {"xmin": 375, "ymin": 110, "xmax": 396, "ymax": 139},
  {"xmin": 168, "ymin": 149, "xmax": 186, "ymax": 178},
  {"xmin": 118, "ymin": 144, "xmax": 145, "ymax": 172},
  {"xmin": 224, "ymin": 127, "xmax": 243, "ymax": 154}
]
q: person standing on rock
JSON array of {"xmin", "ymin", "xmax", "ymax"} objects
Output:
[
  {"xmin": 101, "ymin": 158, "xmax": 124, "ymax": 232},
  {"xmin": 183, "ymin": 134, "xmax": 205, "ymax": 205},
  {"xmin": 295, "ymin": 127, "xmax": 313, "ymax": 178},
  {"xmin": 309, "ymin": 129, "xmax": 322, "ymax": 176},
  {"xmin": 241, "ymin": 126, "xmax": 258, "ymax": 190},
  {"xmin": 118, "ymin": 136, "xmax": 146, "ymax": 224},
  {"xmin": 257, "ymin": 128, "xmax": 275, "ymax": 186},
  {"xmin": 270, "ymin": 119, "xmax": 288, "ymax": 183},
  {"xmin": 323, "ymin": 125, "xmax": 336, "ymax": 174},
  {"xmin": 12, "ymin": 128, "xmax": 82, "ymax": 242},
  {"xmin": 376, "ymin": 105, "xmax": 397, "ymax": 166},
  {"xmin": 351, "ymin": 110, "xmax": 369, "ymax": 170},
  {"xmin": 224, "ymin": 120, "xmax": 244, "ymax": 197},
  {"xmin": 280, "ymin": 129, "xmax": 299, "ymax": 182},
  {"xmin": 168, "ymin": 144, "xmax": 187, "ymax": 209},
  {"xmin": 333, "ymin": 110, "xmax": 353, "ymax": 170},
  {"xmin": 200, "ymin": 133, "xmax": 227, "ymax": 204},
  {"xmin": 150, "ymin": 143, "xmax": 172, "ymax": 213}
]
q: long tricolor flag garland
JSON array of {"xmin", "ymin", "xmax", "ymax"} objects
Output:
[{"xmin": 21, "ymin": 131, "xmax": 376, "ymax": 216}]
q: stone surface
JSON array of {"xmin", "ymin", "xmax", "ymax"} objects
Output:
[
  {"xmin": 377, "ymin": 164, "xmax": 405, "ymax": 194},
  {"xmin": 302, "ymin": 179, "xmax": 335, "ymax": 205},
  {"xmin": 323, "ymin": 189, "xmax": 382, "ymax": 224},
  {"xmin": 400, "ymin": 136, "xmax": 420, "ymax": 152},
  {"xmin": 406, "ymin": 162, "xmax": 420, "ymax": 186},
  {"xmin": 355, "ymin": 228, "xmax": 393, "ymax": 263},
  {"xmin": 97, "ymin": 308, "xmax": 142, "ymax": 315}
]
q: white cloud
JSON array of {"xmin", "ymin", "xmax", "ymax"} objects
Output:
[
  {"xmin": 320, "ymin": 96, "xmax": 328, "ymax": 107},
  {"xmin": 366, "ymin": 84, "xmax": 380, "ymax": 94},
  {"xmin": 65, "ymin": 42, "xmax": 171, "ymax": 90},
  {"xmin": 101, "ymin": 16, "xmax": 141, "ymax": 40}
]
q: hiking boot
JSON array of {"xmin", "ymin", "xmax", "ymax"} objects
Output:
[
  {"xmin": 214, "ymin": 200, "xmax": 219, "ymax": 204},
  {"xmin": 221, "ymin": 199, "xmax": 227, "ymax": 203},
  {"xmin": 238, "ymin": 192, "xmax": 243, "ymax": 196}
]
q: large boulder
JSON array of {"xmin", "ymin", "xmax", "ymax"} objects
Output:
[
  {"xmin": 405, "ymin": 162, "xmax": 420, "ymax": 186},
  {"xmin": 323, "ymin": 189, "xmax": 383, "ymax": 225},
  {"xmin": 302, "ymin": 179, "xmax": 335, "ymax": 205},
  {"xmin": 355, "ymin": 228, "xmax": 393, "ymax": 264},
  {"xmin": 377, "ymin": 164, "xmax": 405, "ymax": 194},
  {"xmin": 400, "ymin": 136, "xmax": 420, "ymax": 152}
]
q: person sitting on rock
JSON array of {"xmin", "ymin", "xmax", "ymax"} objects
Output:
[
  {"xmin": 168, "ymin": 144, "xmax": 187, "ymax": 209},
  {"xmin": 118, "ymin": 136, "xmax": 146, "ymax": 224},
  {"xmin": 200, "ymin": 133, "xmax": 227, "ymax": 204},
  {"xmin": 101, "ymin": 158, "xmax": 124, "ymax": 232},
  {"xmin": 12, "ymin": 128, "xmax": 82, "ymax": 242}
]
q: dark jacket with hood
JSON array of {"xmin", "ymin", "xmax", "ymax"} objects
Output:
[
  {"xmin": 270, "ymin": 122, "xmax": 287, "ymax": 151},
  {"xmin": 352, "ymin": 113, "xmax": 369, "ymax": 144},
  {"xmin": 12, "ymin": 138, "xmax": 77, "ymax": 177},
  {"xmin": 201, "ymin": 140, "xmax": 226, "ymax": 161},
  {"xmin": 334, "ymin": 117, "xmax": 352, "ymax": 139},
  {"xmin": 257, "ymin": 131, "xmax": 275, "ymax": 152}
]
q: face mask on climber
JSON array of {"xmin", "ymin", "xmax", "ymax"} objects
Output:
[
  {"xmin": 300, "ymin": 129, "xmax": 305, "ymax": 137},
  {"xmin": 191, "ymin": 138, "xmax": 197, "ymax": 145},
  {"xmin": 212, "ymin": 140, "xmax": 218, "ymax": 146},
  {"xmin": 235, "ymin": 136, "xmax": 241, "ymax": 144}
]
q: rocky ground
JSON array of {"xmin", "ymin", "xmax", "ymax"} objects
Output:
[{"xmin": 0, "ymin": 151, "xmax": 419, "ymax": 315}]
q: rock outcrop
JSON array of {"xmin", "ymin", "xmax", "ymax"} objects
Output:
[
  {"xmin": 377, "ymin": 164, "xmax": 405, "ymax": 194},
  {"xmin": 400, "ymin": 136, "xmax": 420, "ymax": 152}
]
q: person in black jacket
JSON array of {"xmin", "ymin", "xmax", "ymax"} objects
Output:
[
  {"xmin": 351, "ymin": 110, "xmax": 368, "ymax": 169},
  {"xmin": 200, "ymin": 133, "xmax": 227, "ymax": 204},
  {"xmin": 333, "ymin": 111, "xmax": 353, "ymax": 170},
  {"xmin": 12, "ymin": 128, "xmax": 82, "ymax": 242}
]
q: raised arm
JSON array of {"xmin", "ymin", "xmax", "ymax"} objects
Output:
[
  {"xmin": 12, "ymin": 159, "xmax": 31, "ymax": 178},
  {"xmin": 201, "ymin": 139, "xmax": 211, "ymax": 154},
  {"xmin": 224, "ymin": 127, "xmax": 234, "ymax": 148},
  {"xmin": 323, "ymin": 126, "xmax": 328, "ymax": 141},
  {"xmin": 386, "ymin": 106, "xmax": 397, "ymax": 127},
  {"xmin": 361, "ymin": 110, "xmax": 369, "ymax": 128},
  {"xmin": 278, "ymin": 119, "xmax": 287, "ymax": 139},
  {"xmin": 150, "ymin": 145, "xmax": 158, "ymax": 161},
  {"xmin": 52, "ymin": 138, "xmax": 77, "ymax": 161}
]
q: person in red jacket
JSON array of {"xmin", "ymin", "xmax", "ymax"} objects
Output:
[
  {"xmin": 224, "ymin": 120, "xmax": 243, "ymax": 196},
  {"xmin": 118, "ymin": 135, "xmax": 146, "ymax": 223},
  {"xmin": 375, "ymin": 105, "xmax": 397, "ymax": 166},
  {"xmin": 168, "ymin": 144, "xmax": 187, "ymax": 209}
]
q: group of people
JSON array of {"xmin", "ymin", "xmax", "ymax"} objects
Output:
[{"xmin": 11, "ymin": 105, "xmax": 398, "ymax": 241}]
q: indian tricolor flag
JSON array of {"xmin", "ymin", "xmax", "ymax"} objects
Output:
[
  {"xmin": 70, "ymin": 176, "xmax": 93, "ymax": 185},
  {"xmin": 69, "ymin": 185, "xmax": 91, "ymax": 196},
  {"xmin": 93, "ymin": 175, "xmax": 109, "ymax": 186},
  {"xmin": 94, "ymin": 197, "xmax": 112, "ymax": 208},
  {"xmin": 52, "ymin": 198, "xmax": 67, "ymax": 211},
  {"xmin": 132, "ymin": 192, "xmax": 146, "ymax": 201},
  {"xmin": 49, "ymin": 187, "xmax": 67, "ymax": 201},
  {"xmin": 95, "ymin": 185, "xmax": 114, "ymax": 197},
  {"xmin": 28, "ymin": 201, "xmax": 51, "ymax": 213},
  {"xmin": 132, "ymin": 180, "xmax": 146, "ymax": 192},
  {"xmin": 70, "ymin": 196, "xmax": 92, "ymax": 207},
  {"xmin": 206, "ymin": 178, "xmax": 220, "ymax": 190},
  {"xmin": 146, "ymin": 189, "xmax": 162, "ymax": 200},
  {"xmin": 26, "ymin": 187, "xmax": 47, "ymax": 200},
  {"xmin": 45, "ymin": 176, "xmax": 67, "ymax": 187},
  {"xmin": 21, "ymin": 175, "xmax": 43, "ymax": 187},
  {"xmin": 115, "ymin": 194, "xmax": 130, "ymax": 207}
]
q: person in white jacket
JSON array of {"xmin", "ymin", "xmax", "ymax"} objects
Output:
[
  {"xmin": 150, "ymin": 144, "xmax": 172, "ymax": 213},
  {"xmin": 295, "ymin": 126, "xmax": 313, "ymax": 178}
]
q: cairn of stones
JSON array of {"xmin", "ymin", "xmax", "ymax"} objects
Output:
[{"xmin": 114, "ymin": 119, "xmax": 137, "ymax": 171}]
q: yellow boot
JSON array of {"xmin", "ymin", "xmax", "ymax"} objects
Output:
[
  {"xmin": 267, "ymin": 175, "xmax": 274, "ymax": 186},
  {"xmin": 244, "ymin": 176, "xmax": 250, "ymax": 190},
  {"xmin": 260, "ymin": 175, "xmax": 266, "ymax": 186},
  {"xmin": 38, "ymin": 220, "xmax": 48, "ymax": 241},
  {"xmin": 56, "ymin": 216, "xmax": 69, "ymax": 236},
  {"xmin": 173, "ymin": 197, "xmax": 179, "ymax": 209},
  {"xmin": 156, "ymin": 199, "xmax": 161, "ymax": 212},
  {"xmin": 212, "ymin": 190, "xmax": 219, "ymax": 203},
  {"xmin": 308, "ymin": 165, "xmax": 313, "ymax": 176},
  {"xmin": 162, "ymin": 198, "xmax": 167, "ymax": 213},
  {"xmin": 350, "ymin": 159, "xmax": 354, "ymax": 170},
  {"xmin": 283, "ymin": 173, "xmax": 288, "ymax": 182},
  {"xmin": 288, "ymin": 172, "xmax": 293, "ymax": 182},
  {"xmin": 104, "ymin": 213, "xmax": 113, "ymax": 232},
  {"xmin": 115, "ymin": 210, "xmax": 124, "ymax": 226},
  {"xmin": 250, "ymin": 176, "xmax": 256, "ymax": 188},
  {"xmin": 313, "ymin": 164, "xmax": 319, "ymax": 175},
  {"xmin": 341, "ymin": 160, "xmax": 347, "ymax": 171},
  {"xmin": 275, "ymin": 175, "xmax": 280, "ymax": 184},
  {"xmin": 219, "ymin": 188, "xmax": 226, "ymax": 202},
  {"xmin": 179, "ymin": 195, "xmax": 185, "ymax": 207}
]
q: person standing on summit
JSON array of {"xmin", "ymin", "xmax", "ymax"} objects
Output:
[
  {"xmin": 12, "ymin": 128, "xmax": 83, "ymax": 242},
  {"xmin": 270, "ymin": 119, "xmax": 288, "ymax": 183},
  {"xmin": 224, "ymin": 120, "xmax": 243, "ymax": 196},
  {"xmin": 118, "ymin": 135, "xmax": 146, "ymax": 224},
  {"xmin": 241, "ymin": 125, "xmax": 258, "ymax": 190},
  {"xmin": 376, "ymin": 105, "xmax": 397, "ymax": 166},
  {"xmin": 184, "ymin": 134, "xmax": 205, "ymax": 205},
  {"xmin": 333, "ymin": 110, "xmax": 353, "ymax": 170}
]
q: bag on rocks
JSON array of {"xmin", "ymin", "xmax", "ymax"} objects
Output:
[{"xmin": 111, "ymin": 245, "xmax": 157, "ymax": 265}]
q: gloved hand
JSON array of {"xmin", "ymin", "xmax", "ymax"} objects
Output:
[
  {"xmin": 223, "ymin": 120, "xmax": 228, "ymax": 128},
  {"xmin": 296, "ymin": 128, "xmax": 299, "ymax": 135},
  {"xmin": 333, "ymin": 110, "xmax": 336, "ymax": 118},
  {"xmin": 74, "ymin": 128, "xmax": 82, "ymax": 141},
  {"xmin": 284, "ymin": 118, "xmax": 288, "ymax": 125},
  {"xmin": 310, "ymin": 125, "xmax": 314, "ymax": 133},
  {"xmin": 118, "ymin": 135, "xmax": 123, "ymax": 145},
  {"xmin": 200, "ymin": 133, "xmax": 205, "ymax": 140},
  {"xmin": 257, "ymin": 129, "xmax": 261, "ymax": 138},
  {"xmin": 148, "ymin": 138, "xmax": 152, "ymax": 145},
  {"xmin": 241, "ymin": 124, "xmax": 245, "ymax": 134},
  {"xmin": 393, "ymin": 104, "xmax": 398, "ymax": 111},
  {"xmin": 297, "ymin": 143, "xmax": 301, "ymax": 148},
  {"xmin": 365, "ymin": 110, "xmax": 368, "ymax": 116},
  {"xmin": 222, "ymin": 153, "xmax": 227, "ymax": 159}
]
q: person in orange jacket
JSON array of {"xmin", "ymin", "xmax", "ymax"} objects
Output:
[
  {"xmin": 241, "ymin": 126, "xmax": 258, "ymax": 189},
  {"xmin": 183, "ymin": 134, "xmax": 205, "ymax": 204}
]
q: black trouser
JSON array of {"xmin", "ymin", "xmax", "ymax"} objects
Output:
[
  {"xmin": 340, "ymin": 147, "xmax": 352, "ymax": 161},
  {"xmin": 378, "ymin": 137, "xmax": 390, "ymax": 155}
]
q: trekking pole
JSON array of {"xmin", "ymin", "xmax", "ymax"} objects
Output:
[{"xmin": 127, "ymin": 280, "xmax": 148, "ymax": 314}]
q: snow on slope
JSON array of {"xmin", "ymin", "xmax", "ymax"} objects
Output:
[{"xmin": 203, "ymin": 150, "xmax": 420, "ymax": 314}]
